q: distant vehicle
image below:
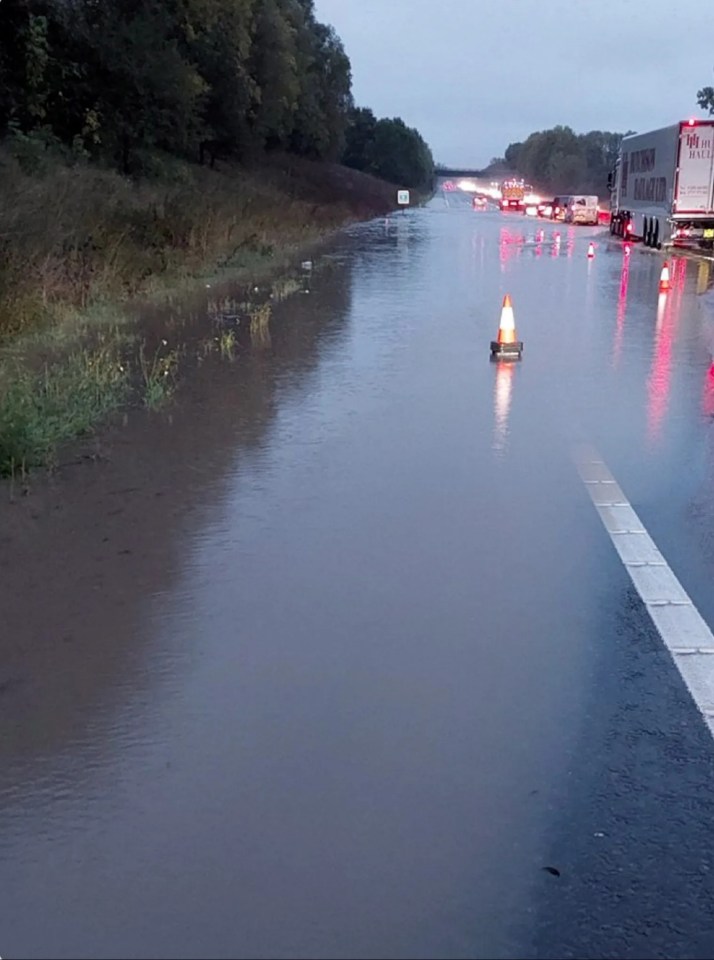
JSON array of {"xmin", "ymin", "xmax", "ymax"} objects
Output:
[
  {"xmin": 472, "ymin": 196, "xmax": 488, "ymax": 209},
  {"xmin": 443, "ymin": 181, "xmax": 456, "ymax": 192},
  {"xmin": 500, "ymin": 179, "xmax": 526, "ymax": 212},
  {"xmin": 609, "ymin": 120, "xmax": 714, "ymax": 248},
  {"xmin": 565, "ymin": 195, "xmax": 599, "ymax": 225},
  {"xmin": 551, "ymin": 196, "xmax": 572, "ymax": 221},
  {"xmin": 537, "ymin": 200, "xmax": 554, "ymax": 218}
]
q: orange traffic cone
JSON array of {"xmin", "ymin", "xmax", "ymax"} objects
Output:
[
  {"xmin": 490, "ymin": 294, "xmax": 523, "ymax": 360},
  {"xmin": 659, "ymin": 261, "xmax": 671, "ymax": 292},
  {"xmin": 587, "ymin": 242, "xmax": 595, "ymax": 259}
]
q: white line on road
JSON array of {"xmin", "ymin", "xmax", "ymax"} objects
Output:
[{"xmin": 575, "ymin": 444, "xmax": 714, "ymax": 739}]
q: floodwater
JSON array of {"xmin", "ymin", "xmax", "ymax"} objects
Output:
[{"xmin": 2, "ymin": 193, "xmax": 714, "ymax": 959}]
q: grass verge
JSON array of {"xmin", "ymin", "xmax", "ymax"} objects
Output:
[
  {"xmin": 0, "ymin": 340, "xmax": 130, "ymax": 475},
  {"xmin": 0, "ymin": 150, "xmax": 400, "ymax": 476}
]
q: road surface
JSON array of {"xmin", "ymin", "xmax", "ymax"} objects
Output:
[{"xmin": 2, "ymin": 190, "xmax": 714, "ymax": 959}]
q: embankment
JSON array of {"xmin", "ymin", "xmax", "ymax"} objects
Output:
[{"xmin": 0, "ymin": 151, "xmax": 399, "ymax": 475}]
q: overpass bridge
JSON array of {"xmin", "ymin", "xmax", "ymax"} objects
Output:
[{"xmin": 437, "ymin": 167, "xmax": 511, "ymax": 180}]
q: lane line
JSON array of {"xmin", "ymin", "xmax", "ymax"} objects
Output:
[{"xmin": 575, "ymin": 444, "xmax": 714, "ymax": 738}]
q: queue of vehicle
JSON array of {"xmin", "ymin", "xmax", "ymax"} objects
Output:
[{"xmin": 488, "ymin": 117, "xmax": 714, "ymax": 253}]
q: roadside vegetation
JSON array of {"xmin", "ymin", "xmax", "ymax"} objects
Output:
[{"xmin": 0, "ymin": 0, "xmax": 435, "ymax": 475}]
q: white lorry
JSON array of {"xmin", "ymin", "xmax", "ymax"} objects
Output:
[{"xmin": 609, "ymin": 120, "xmax": 714, "ymax": 249}]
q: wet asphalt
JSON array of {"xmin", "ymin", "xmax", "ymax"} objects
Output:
[{"xmin": 1, "ymin": 190, "xmax": 714, "ymax": 958}]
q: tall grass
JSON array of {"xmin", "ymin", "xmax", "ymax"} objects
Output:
[
  {"xmin": 0, "ymin": 149, "xmax": 397, "ymax": 475},
  {"xmin": 138, "ymin": 341, "xmax": 179, "ymax": 409},
  {"xmin": 0, "ymin": 150, "xmax": 396, "ymax": 340},
  {"xmin": 0, "ymin": 343, "xmax": 129, "ymax": 474}
]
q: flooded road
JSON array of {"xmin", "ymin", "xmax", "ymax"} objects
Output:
[{"xmin": 3, "ymin": 192, "xmax": 714, "ymax": 959}]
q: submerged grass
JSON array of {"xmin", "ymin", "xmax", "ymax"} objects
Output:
[
  {"xmin": 138, "ymin": 341, "xmax": 179, "ymax": 409},
  {"xmin": 0, "ymin": 343, "xmax": 129, "ymax": 474},
  {"xmin": 0, "ymin": 150, "xmax": 396, "ymax": 343}
]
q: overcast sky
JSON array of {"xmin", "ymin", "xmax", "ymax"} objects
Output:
[{"xmin": 314, "ymin": 0, "xmax": 713, "ymax": 167}]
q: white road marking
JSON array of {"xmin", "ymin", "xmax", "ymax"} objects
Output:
[{"xmin": 575, "ymin": 444, "xmax": 714, "ymax": 738}]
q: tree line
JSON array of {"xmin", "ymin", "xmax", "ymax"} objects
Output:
[
  {"xmin": 0, "ymin": 0, "xmax": 434, "ymax": 188},
  {"xmin": 501, "ymin": 126, "xmax": 627, "ymax": 197}
]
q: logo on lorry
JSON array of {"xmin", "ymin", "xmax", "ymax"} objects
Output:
[{"xmin": 684, "ymin": 131, "xmax": 712, "ymax": 160}]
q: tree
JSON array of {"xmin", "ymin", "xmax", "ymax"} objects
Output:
[
  {"xmin": 53, "ymin": 1, "xmax": 207, "ymax": 171},
  {"xmin": 342, "ymin": 112, "xmax": 434, "ymax": 189},
  {"xmin": 504, "ymin": 141, "xmax": 522, "ymax": 168},
  {"xmin": 178, "ymin": 0, "xmax": 257, "ymax": 162},
  {"xmin": 290, "ymin": 19, "xmax": 353, "ymax": 160},
  {"xmin": 504, "ymin": 125, "xmax": 627, "ymax": 195},
  {"xmin": 342, "ymin": 106, "xmax": 377, "ymax": 171},
  {"xmin": 248, "ymin": 0, "xmax": 300, "ymax": 150},
  {"xmin": 0, "ymin": 0, "xmax": 434, "ymax": 187},
  {"xmin": 698, "ymin": 85, "xmax": 714, "ymax": 115},
  {"xmin": 0, "ymin": 0, "xmax": 54, "ymax": 134}
]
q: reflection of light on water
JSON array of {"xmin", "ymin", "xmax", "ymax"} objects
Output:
[
  {"xmin": 674, "ymin": 256, "xmax": 687, "ymax": 291},
  {"xmin": 697, "ymin": 260, "xmax": 712, "ymax": 295},
  {"xmin": 492, "ymin": 361, "xmax": 515, "ymax": 457},
  {"xmin": 499, "ymin": 228, "xmax": 524, "ymax": 272},
  {"xmin": 647, "ymin": 292, "xmax": 675, "ymax": 443},
  {"xmin": 703, "ymin": 364, "xmax": 714, "ymax": 418},
  {"xmin": 613, "ymin": 254, "xmax": 630, "ymax": 368},
  {"xmin": 655, "ymin": 291, "xmax": 667, "ymax": 330}
]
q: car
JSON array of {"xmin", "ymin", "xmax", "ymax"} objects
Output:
[
  {"xmin": 472, "ymin": 196, "xmax": 488, "ymax": 209},
  {"xmin": 537, "ymin": 201, "xmax": 554, "ymax": 218}
]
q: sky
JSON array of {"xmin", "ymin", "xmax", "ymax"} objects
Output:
[{"xmin": 314, "ymin": 0, "xmax": 714, "ymax": 168}]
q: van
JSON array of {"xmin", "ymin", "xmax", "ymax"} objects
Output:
[{"xmin": 565, "ymin": 195, "xmax": 599, "ymax": 226}]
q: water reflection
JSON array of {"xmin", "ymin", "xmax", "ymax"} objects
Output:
[
  {"xmin": 0, "ymin": 253, "xmax": 357, "ymax": 774},
  {"xmin": 566, "ymin": 234, "xmax": 575, "ymax": 258},
  {"xmin": 703, "ymin": 363, "xmax": 714, "ymax": 419},
  {"xmin": 612, "ymin": 252, "xmax": 631, "ymax": 369},
  {"xmin": 647, "ymin": 292, "xmax": 676, "ymax": 443},
  {"xmin": 492, "ymin": 361, "xmax": 515, "ymax": 457},
  {"xmin": 499, "ymin": 227, "xmax": 523, "ymax": 271}
]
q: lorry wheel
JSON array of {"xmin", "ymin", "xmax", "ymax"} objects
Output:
[{"xmin": 653, "ymin": 222, "xmax": 660, "ymax": 249}]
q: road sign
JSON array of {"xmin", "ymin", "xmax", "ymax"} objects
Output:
[{"xmin": 397, "ymin": 190, "xmax": 410, "ymax": 205}]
